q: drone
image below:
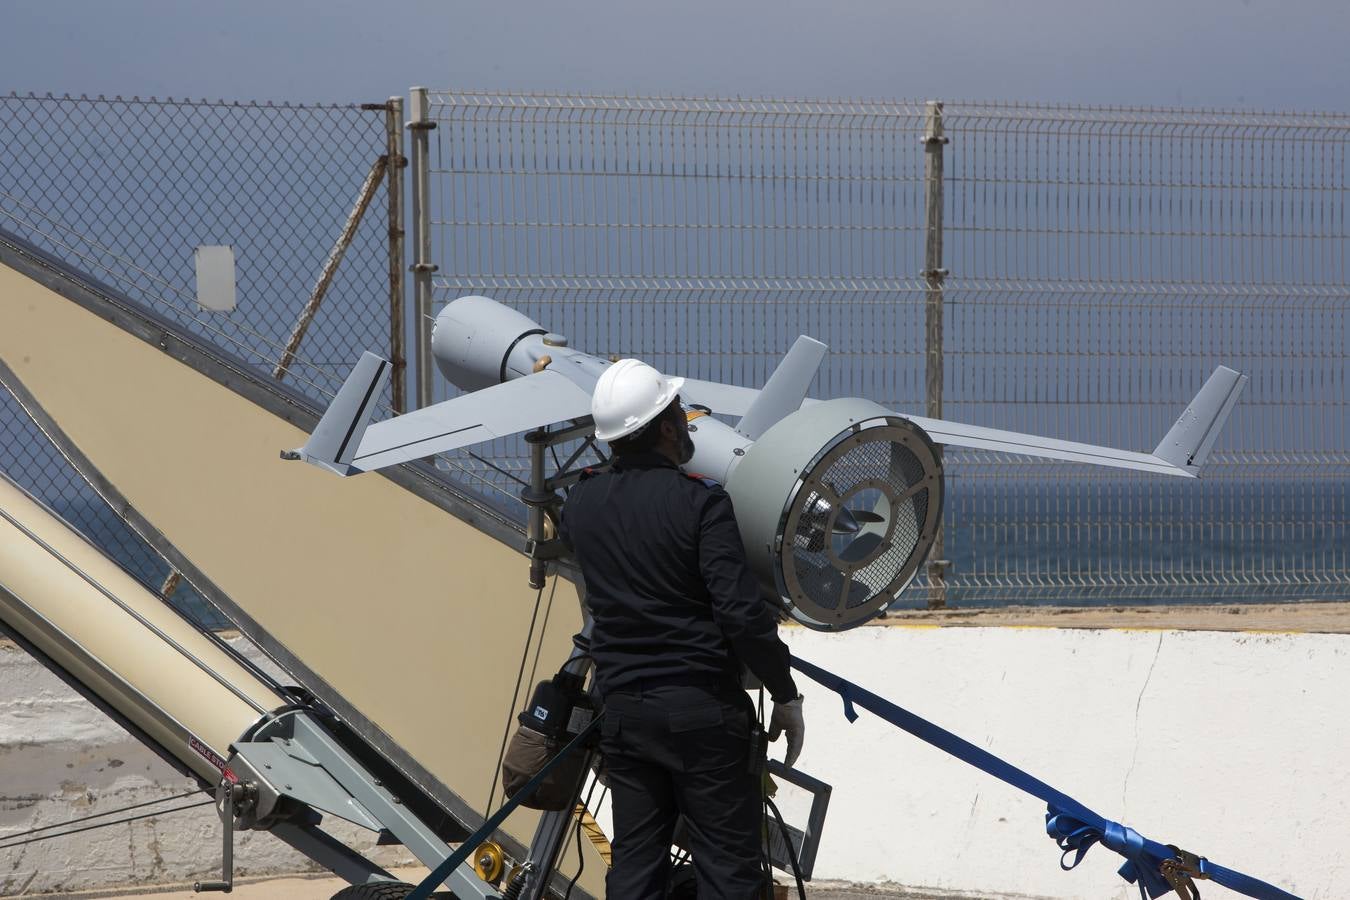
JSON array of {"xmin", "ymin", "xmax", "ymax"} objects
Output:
[{"xmin": 289, "ymin": 294, "xmax": 1247, "ymax": 633}]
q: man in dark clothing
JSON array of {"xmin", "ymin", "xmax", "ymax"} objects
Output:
[{"xmin": 560, "ymin": 359, "xmax": 805, "ymax": 899}]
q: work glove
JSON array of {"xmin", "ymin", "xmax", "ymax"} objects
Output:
[{"xmin": 766, "ymin": 694, "xmax": 805, "ymax": 768}]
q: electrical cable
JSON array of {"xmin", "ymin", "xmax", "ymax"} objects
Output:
[
  {"xmin": 560, "ymin": 804, "xmax": 586, "ymax": 900},
  {"xmin": 485, "ymin": 575, "xmax": 548, "ymax": 816},
  {"xmin": 0, "ymin": 799, "xmax": 213, "ymax": 851},
  {"xmin": 765, "ymin": 796, "xmax": 807, "ymax": 900},
  {"xmin": 561, "ymin": 768, "xmax": 605, "ymax": 900}
]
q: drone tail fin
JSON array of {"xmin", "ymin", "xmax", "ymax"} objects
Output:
[
  {"xmin": 286, "ymin": 352, "xmax": 390, "ymax": 475},
  {"xmin": 735, "ymin": 336, "xmax": 828, "ymax": 440}
]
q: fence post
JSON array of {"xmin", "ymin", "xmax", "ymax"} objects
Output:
[
  {"xmin": 407, "ymin": 86, "xmax": 437, "ymax": 411},
  {"xmin": 385, "ymin": 96, "xmax": 408, "ymax": 413},
  {"xmin": 922, "ymin": 100, "xmax": 950, "ymax": 609}
]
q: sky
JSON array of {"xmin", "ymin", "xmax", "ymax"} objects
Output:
[{"xmin": 1, "ymin": 0, "xmax": 1348, "ymax": 111}]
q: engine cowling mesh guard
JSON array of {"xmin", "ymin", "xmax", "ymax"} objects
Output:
[{"xmin": 779, "ymin": 417, "xmax": 943, "ymax": 629}]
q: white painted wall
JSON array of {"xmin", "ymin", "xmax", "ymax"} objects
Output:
[{"xmin": 777, "ymin": 625, "xmax": 1350, "ymax": 900}]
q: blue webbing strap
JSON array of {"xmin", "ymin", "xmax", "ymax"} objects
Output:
[
  {"xmin": 407, "ymin": 714, "xmax": 603, "ymax": 900},
  {"xmin": 790, "ymin": 655, "xmax": 1301, "ymax": 900}
]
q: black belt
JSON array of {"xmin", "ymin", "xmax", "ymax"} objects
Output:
[{"xmin": 603, "ymin": 671, "xmax": 741, "ymax": 697}]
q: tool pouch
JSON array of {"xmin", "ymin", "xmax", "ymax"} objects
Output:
[
  {"xmin": 501, "ymin": 670, "xmax": 597, "ymax": 811},
  {"xmin": 501, "ymin": 724, "xmax": 589, "ymax": 810}
]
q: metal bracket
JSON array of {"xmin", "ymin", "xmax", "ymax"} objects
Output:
[
  {"xmin": 1160, "ymin": 845, "xmax": 1209, "ymax": 900},
  {"xmin": 521, "ymin": 422, "xmax": 610, "ymax": 588},
  {"xmin": 232, "ymin": 712, "xmax": 500, "ymax": 898},
  {"xmin": 194, "ymin": 777, "xmax": 248, "ymax": 893},
  {"xmin": 524, "ymin": 537, "xmax": 568, "ymax": 563}
]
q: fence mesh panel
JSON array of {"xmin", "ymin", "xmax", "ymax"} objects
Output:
[
  {"xmin": 425, "ymin": 92, "xmax": 1349, "ymax": 606},
  {"xmin": 0, "ymin": 92, "xmax": 393, "ymax": 405},
  {"xmin": 938, "ymin": 103, "xmax": 1349, "ymax": 602}
]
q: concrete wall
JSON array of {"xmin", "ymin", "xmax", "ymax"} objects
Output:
[
  {"xmin": 0, "ymin": 638, "xmax": 415, "ymax": 896},
  {"xmin": 777, "ymin": 624, "xmax": 1350, "ymax": 900}
]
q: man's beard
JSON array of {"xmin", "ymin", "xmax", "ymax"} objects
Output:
[{"xmin": 676, "ymin": 428, "xmax": 696, "ymax": 465}]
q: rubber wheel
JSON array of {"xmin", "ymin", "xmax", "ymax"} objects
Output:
[{"xmin": 329, "ymin": 882, "xmax": 454, "ymax": 900}]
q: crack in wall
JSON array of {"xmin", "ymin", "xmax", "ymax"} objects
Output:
[{"xmin": 1122, "ymin": 631, "xmax": 1165, "ymax": 817}]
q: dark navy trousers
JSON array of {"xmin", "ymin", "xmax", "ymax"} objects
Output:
[{"xmin": 599, "ymin": 682, "xmax": 767, "ymax": 899}]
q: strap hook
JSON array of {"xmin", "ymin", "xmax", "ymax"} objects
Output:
[{"xmin": 1160, "ymin": 845, "xmax": 1209, "ymax": 900}]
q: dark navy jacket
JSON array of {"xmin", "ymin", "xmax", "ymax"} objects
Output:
[{"xmin": 559, "ymin": 451, "xmax": 798, "ymax": 703}]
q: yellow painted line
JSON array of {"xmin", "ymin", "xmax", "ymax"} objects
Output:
[{"xmin": 863, "ymin": 621, "xmax": 1321, "ymax": 636}]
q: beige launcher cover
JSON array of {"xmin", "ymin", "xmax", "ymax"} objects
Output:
[{"xmin": 0, "ymin": 260, "xmax": 603, "ymax": 896}]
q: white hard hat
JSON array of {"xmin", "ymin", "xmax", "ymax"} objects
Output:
[{"xmin": 591, "ymin": 359, "xmax": 686, "ymax": 442}]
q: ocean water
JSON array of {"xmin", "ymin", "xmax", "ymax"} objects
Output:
[
  {"xmin": 927, "ymin": 476, "xmax": 1349, "ymax": 607},
  {"xmin": 51, "ymin": 475, "xmax": 1347, "ymax": 631}
]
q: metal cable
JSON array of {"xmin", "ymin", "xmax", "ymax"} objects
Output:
[
  {"xmin": 525, "ymin": 574, "xmax": 562, "ymax": 694},
  {"xmin": 0, "ymin": 798, "xmax": 213, "ymax": 851},
  {"xmin": 485, "ymin": 574, "xmax": 549, "ymax": 817},
  {"xmin": 0, "ymin": 790, "xmax": 202, "ymax": 843}
]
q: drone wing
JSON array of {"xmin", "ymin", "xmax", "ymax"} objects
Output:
[
  {"xmin": 289, "ymin": 353, "xmax": 592, "ymax": 475},
  {"xmin": 684, "ymin": 353, "xmax": 1246, "ymax": 478},
  {"xmin": 907, "ymin": 365, "xmax": 1247, "ymax": 478}
]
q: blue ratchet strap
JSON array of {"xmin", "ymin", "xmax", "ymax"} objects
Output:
[
  {"xmin": 789, "ymin": 655, "xmax": 1300, "ymax": 900},
  {"xmin": 406, "ymin": 713, "xmax": 603, "ymax": 900}
]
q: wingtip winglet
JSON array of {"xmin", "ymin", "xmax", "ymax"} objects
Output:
[{"xmin": 1152, "ymin": 366, "xmax": 1248, "ymax": 475}]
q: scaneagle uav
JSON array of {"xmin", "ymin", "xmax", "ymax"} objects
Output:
[{"xmin": 288, "ymin": 294, "xmax": 1247, "ymax": 632}]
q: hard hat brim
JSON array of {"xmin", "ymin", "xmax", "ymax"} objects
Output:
[{"xmin": 594, "ymin": 375, "xmax": 685, "ymax": 442}]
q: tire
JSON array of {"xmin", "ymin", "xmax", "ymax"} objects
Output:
[
  {"xmin": 329, "ymin": 882, "xmax": 454, "ymax": 900},
  {"xmin": 331, "ymin": 884, "xmax": 414, "ymax": 900}
]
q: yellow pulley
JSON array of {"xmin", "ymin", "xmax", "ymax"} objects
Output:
[{"xmin": 472, "ymin": 841, "xmax": 505, "ymax": 884}]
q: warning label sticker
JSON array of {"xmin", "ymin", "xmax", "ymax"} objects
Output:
[{"xmin": 188, "ymin": 735, "xmax": 227, "ymax": 773}]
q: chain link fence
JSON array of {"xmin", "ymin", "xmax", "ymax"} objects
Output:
[
  {"xmin": 0, "ymin": 93, "xmax": 402, "ymax": 620},
  {"xmin": 1, "ymin": 90, "xmax": 1345, "ymax": 607},
  {"xmin": 0, "ymin": 92, "xmax": 397, "ymax": 405},
  {"xmin": 422, "ymin": 91, "xmax": 1349, "ymax": 606},
  {"xmin": 0, "ymin": 382, "xmax": 228, "ymax": 629}
]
